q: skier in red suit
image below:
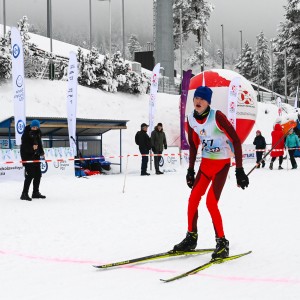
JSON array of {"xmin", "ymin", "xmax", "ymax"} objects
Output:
[{"xmin": 173, "ymin": 86, "xmax": 249, "ymax": 259}]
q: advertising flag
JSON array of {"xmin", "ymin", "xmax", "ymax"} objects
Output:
[
  {"xmin": 227, "ymin": 77, "xmax": 241, "ymax": 129},
  {"xmin": 66, "ymin": 51, "xmax": 78, "ymax": 156},
  {"xmin": 11, "ymin": 27, "xmax": 26, "ymax": 145},
  {"xmin": 149, "ymin": 63, "xmax": 160, "ymax": 133},
  {"xmin": 277, "ymin": 96, "xmax": 282, "ymax": 116},
  {"xmin": 294, "ymin": 86, "xmax": 299, "ymax": 109},
  {"xmin": 180, "ymin": 70, "xmax": 192, "ymax": 150}
]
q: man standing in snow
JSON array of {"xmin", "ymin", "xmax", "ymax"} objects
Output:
[
  {"xmin": 135, "ymin": 123, "xmax": 152, "ymax": 175},
  {"xmin": 253, "ymin": 130, "xmax": 266, "ymax": 168},
  {"xmin": 151, "ymin": 123, "xmax": 167, "ymax": 175},
  {"xmin": 173, "ymin": 86, "xmax": 249, "ymax": 260},
  {"xmin": 20, "ymin": 120, "xmax": 46, "ymax": 201}
]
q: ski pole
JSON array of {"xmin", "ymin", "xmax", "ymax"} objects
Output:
[
  {"xmin": 247, "ymin": 126, "xmax": 293, "ymax": 176},
  {"xmin": 122, "ymin": 154, "xmax": 129, "ymax": 193}
]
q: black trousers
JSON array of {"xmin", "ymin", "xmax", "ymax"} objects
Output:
[
  {"xmin": 256, "ymin": 150, "xmax": 265, "ymax": 164},
  {"xmin": 271, "ymin": 156, "xmax": 283, "ymax": 166},
  {"xmin": 288, "ymin": 150, "xmax": 297, "ymax": 167},
  {"xmin": 139, "ymin": 148, "xmax": 149, "ymax": 174},
  {"xmin": 153, "ymin": 150, "xmax": 162, "ymax": 172},
  {"xmin": 22, "ymin": 163, "xmax": 42, "ymax": 194}
]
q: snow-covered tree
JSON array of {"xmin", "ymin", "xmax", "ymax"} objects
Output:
[
  {"xmin": 273, "ymin": 0, "xmax": 300, "ymax": 95},
  {"xmin": 17, "ymin": 16, "xmax": 31, "ymax": 55},
  {"xmin": 173, "ymin": 0, "xmax": 214, "ymax": 67},
  {"xmin": 253, "ymin": 31, "xmax": 270, "ymax": 89},
  {"xmin": 127, "ymin": 34, "xmax": 142, "ymax": 60},
  {"xmin": 187, "ymin": 45, "xmax": 209, "ymax": 69},
  {"xmin": 235, "ymin": 42, "xmax": 255, "ymax": 81},
  {"xmin": 0, "ymin": 35, "xmax": 11, "ymax": 79},
  {"xmin": 77, "ymin": 47, "xmax": 101, "ymax": 87},
  {"xmin": 97, "ymin": 53, "xmax": 117, "ymax": 92}
]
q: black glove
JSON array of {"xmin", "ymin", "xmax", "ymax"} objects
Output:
[
  {"xmin": 235, "ymin": 167, "xmax": 249, "ymax": 190},
  {"xmin": 151, "ymin": 147, "xmax": 156, "ymax": 153},
  {"xmin": 186, "ymin": 168, "xmax": 195, "ymax": 189},
  {"xmin": 164, "ymin": 145, "xmax": 167, "ymax": 150}
]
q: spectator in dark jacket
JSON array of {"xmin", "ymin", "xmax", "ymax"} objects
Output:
[
  {"xmin": 253, "ymin": 130, "xmax": 266, "ymax": 168},
  {"xmin": 151, "ymin": 123, "xmax": 167, "ymax": 175},
  {"xmin": 270, "ymin": 124, "xmax": 284, "ymax": 170},
  {"xmin": 20, "ymin": 120, "xmax": 46, "ymax": 201},
  {"xmin": 135, "ymin": 123, "xmax": 151, "ymax": 175}
]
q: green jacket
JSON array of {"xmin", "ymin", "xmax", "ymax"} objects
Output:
[
  {"xmin": 151, "ymin": 127, "xmax": 167, "ymax": 152},
  {"xmin": 285, "ymin": 132, "xmax": 300, "ymax": 149}
]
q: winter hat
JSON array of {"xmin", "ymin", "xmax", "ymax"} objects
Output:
[
  {"xmin": 141, "ymin": 123, "xmax": 149, "ymax": 128},
  {"xmin": 30, "ymin": 119, "xmax": 40, "ymax": 128},
  {"xmin": 157, "ymin": 123, "xmax": 163, "ymax": 127},
  {"xmin": 256, "ymin": 130, "xmax": 261, "ymax": 134},
  {"xmin": 194, "ymin": 86, "xmax": 213, "ymax": 104}
]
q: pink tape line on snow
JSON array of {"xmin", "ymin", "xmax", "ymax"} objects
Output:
[{"xmin": 1, "ymin": 249, "xmax": 300, "ymax": 284}]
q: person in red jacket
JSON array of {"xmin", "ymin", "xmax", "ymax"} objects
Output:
[
  {"xmin": 173, "ymin": 86, "xmax": 249, "ymax": 260},
  {"xmin": 269, "ymin": 123, "xmax": 284, "ymax": 170}
]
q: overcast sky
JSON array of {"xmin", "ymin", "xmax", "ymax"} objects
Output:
[{"xmin": 1, "ymin": 0, "xmax": 287, "ymax": 49}]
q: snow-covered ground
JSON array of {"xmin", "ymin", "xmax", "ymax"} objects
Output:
[
  {"xmin": 1, "ymin": 25, "xmax": 300, "ymax": 299},
  {"xmin": 1, "ymin": 77, "xmax": 300, "ymax": 299}
]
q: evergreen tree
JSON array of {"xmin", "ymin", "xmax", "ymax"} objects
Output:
[
  {"xmin": 97, "ymin": 53, "xmax": 117, "ymax": 92},
  {"xmin": 17, "ymin": 16, "xmax": 31, "ymax": 55},
  {"xmin": 235, "ymin": 42, "xmax": 255, "ymax": 81},
  {"xmin": 253, "ymin": 31, "xmax": 270, "ymax": 89},
  {"xmin": 0, "ymin": 35, "xmax": 11, "ymax": 79},
  {"xmin": 273, "ymin": 0, "xmax": 300, "ymax": 96},
  {"xmin": 173, "ymin": 0, "xmax": 214, "ymax": 67},
  {"xmin": 127, "ymin": 34, "xmax": 142, "ymax": 60}
]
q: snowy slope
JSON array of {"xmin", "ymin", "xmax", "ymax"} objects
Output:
[{"xmin": 1, "ymin": 77, "xmax": 300, "ymax": 300}]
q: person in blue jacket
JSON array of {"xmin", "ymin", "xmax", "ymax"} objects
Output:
[{"xmin": 285, "ymin": 128, "xmax": 300, "ymax": 169}]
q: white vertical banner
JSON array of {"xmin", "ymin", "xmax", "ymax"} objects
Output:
[
  {"xmin": 67, "ymin": 51, "xmax": 78, "ymax": 156},
  {"xmin": 294, "ymin": 86, "xmax": 299, "ymax": 109},
  {"xmin": 148, "ymin": 63, "xmax": 160, "ymax": 133},
  {"xmin": 11, "ymin": 27, "xmax": 26, "ymax": 145},
  {"xmin": 277, "ymin": 96, "xmax": 282, "ymax": 116},
  {"xmin": 227, "ymin": 77, "xmax": 241, "ymax": 129}
]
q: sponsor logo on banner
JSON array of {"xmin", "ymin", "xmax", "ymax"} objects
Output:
[
  {"xmin": 16, "ymin": 120, "xmax": 25, "ymax": 134},
  {"xmin": 12, "ymin": 44, "xmax": 20, "ymax": 58},
  {"xmin": 160, "ymin": 147, "xmax": 180, "ymax": 173},
  {"xmin": 40, "ymin": 160, "xmax": 48, "ymax": 174},
  {"xmin": 238, "ymin": 90, "xmax": 254, "ymax": 105},
  {"xmin": 16, "ymin": 75, "xmax": 23, "ymax": 88}
]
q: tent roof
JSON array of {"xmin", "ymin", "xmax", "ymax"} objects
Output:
[{"xmin": 0, "ymin": 116, "xmax": 128, "ymax": 138}]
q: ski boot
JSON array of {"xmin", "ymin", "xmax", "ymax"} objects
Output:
[
  {"xmin": 32, "ymin": 191, "xmax": 46, "ymax": 199},
  {"xmin": 261, "ymin": 161, "xmax": 265, "ymax": 168},
  {"xmin": 269, "ymin": 162, "xmax": 273, "ymax": 170},
  {"xmin": 211, "ymin": 237, "xmax": 229, "ymax": 260},
  {"xmin": 278, "ymin": 165, "xmax": 283, "ymax": 170},
  {"xmin": 173, "ymin": 232, "xmax": 198, "ymax": 252}
]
